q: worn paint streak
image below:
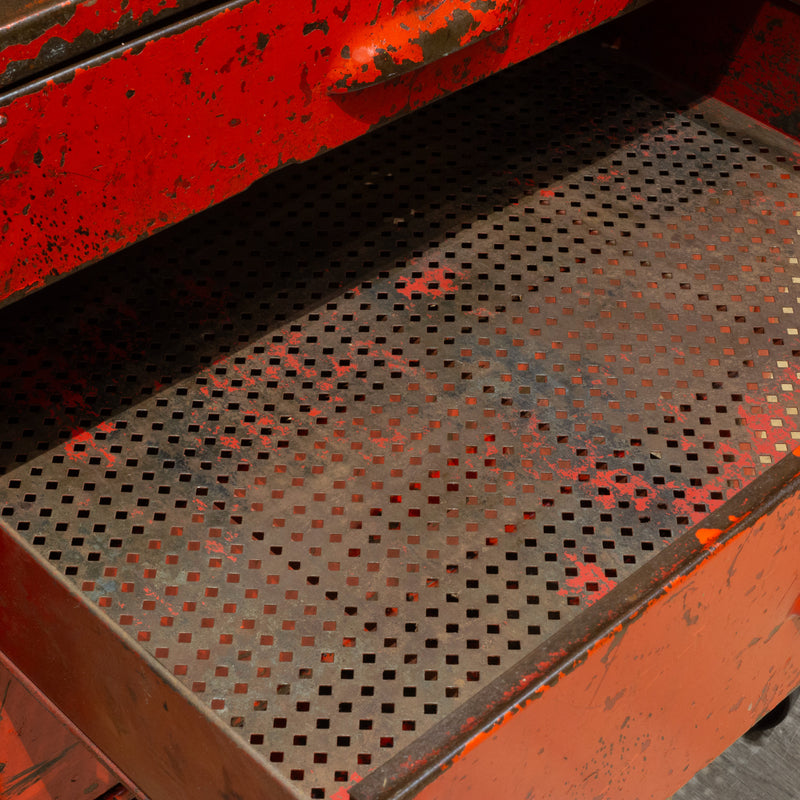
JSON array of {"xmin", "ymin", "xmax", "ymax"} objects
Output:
[
  {"xmin": 4, "ymin": 743, "xmax": 78, "ymax": 796},
  {"xmin": 0, "ymin": 679, "xmax": 10, "ymax": 720},
  {"xmin": 0, "ymin": 657, "xmax": 122, "ymax": 798},
  {"xmin": 557, "ymin": 552, "xmax": 617, "ymax": 606}
]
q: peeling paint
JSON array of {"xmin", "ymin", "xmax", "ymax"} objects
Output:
[
  {"xmin": 1, "ymin": 0, "xmax": 652, "ymax": 307},
  {"xmin": 326, "ymin": 0, "xmax": 519, "ymax": 92},
  {"xmin": 0, "ymin": 0, "xmax": 192, "ymax": 87}
]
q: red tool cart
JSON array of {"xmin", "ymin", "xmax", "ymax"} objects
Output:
[{"xmin": 1, "ymin": 0, "xmax": 799, "ymax": 798}]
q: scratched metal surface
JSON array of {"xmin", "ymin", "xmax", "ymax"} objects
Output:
[
  {"xmin": 673, "ymin": 694, "xmax": 800, "ymax": 800},
  {"xmin": 0, "ymin": 656, "xmax": 122, "ymax": 799},
  {"xmin": 0, "ymin": 39, "xmax": 798, "ymax": 799}
]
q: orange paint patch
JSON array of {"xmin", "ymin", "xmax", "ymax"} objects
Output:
[
  {"xmin": 452, "ymin": 707, "xmax": 515, "ymax": 764},
  {"xmin": 695, "ymin": 527, "xmax": 722, "ymax": 546},
  {"xmin": 330, "ymin": 772, "xmax": 363, "ymax": 800}
]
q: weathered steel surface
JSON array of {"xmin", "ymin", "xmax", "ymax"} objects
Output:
[
  {"xmin": 0, "ymin": 526, "xmax": 299, "ymax": 800},
  {"xmin": 358, "ymin": 450, "xmax": 800, "ymax": 800},
  {"xmin": 0, "ymin": 653, "xmax": 122, "ymax": 800},
  {"xmin": 0, "ymin": 0, "xmax": 205, "ymax": 88},
  {"xmin": 0, "ymin": 0, "xmax": 649, "ymax": 308},
  {"xmin": 0, "ymin": 37, "xmax": 798, "ymax": 800},
  {"xmin": 615, "ymin": 0, "xmax": 800, "ymax": 141}
]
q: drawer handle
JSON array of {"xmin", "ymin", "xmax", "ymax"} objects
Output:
[{"xmin": 326, "ymin": 0, "xmax": 520, "ymax": 94}]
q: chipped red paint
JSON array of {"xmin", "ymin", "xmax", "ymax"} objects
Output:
[
  {"xmin": 396, "ymin": 264, "xmax": 465, "ymax": 300},
  {"xmin": 331, "ymin": 771, "xmax": 363, "ymax": 800},
  {"xmin": 0, "ymin": 0, "xmax": 649, "ymax": 307},
  {"xmin": 616, "ymin": 0, "xmax": 800, "ymax": 141},
  {"xmin": 353, "ymin": 451, "xmax": 800, "ymax": 800},
  {"xmin": 0, "ymin": 0, "xmax": 195, "ymax": 87},
  {"xmin": 0, "ymin": 652, "xmax": 122, "ymax": 800},
  {"xmin": 518, "ymin": 394, "xmax": 749, "ymax": 529},
  {"xmin": 325, "ymin": 0, "xmax": 520, "ymax": 93},
  {"xmin": 694, "ymin": 526, "xmax": 722, "ymax": 546},
  {"xmin": 63, "ymin": 421, "xmax": 118, "ymax": 466}
]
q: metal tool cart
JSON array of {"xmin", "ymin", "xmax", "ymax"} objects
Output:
[{"xmin": 1, "ymin": 0, "xmax": 799, "ymax": 798}]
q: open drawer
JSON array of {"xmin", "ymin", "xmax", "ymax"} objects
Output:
[{"xmin": 1, "ymin": 31, "xmax": 800, "ymax": 800}]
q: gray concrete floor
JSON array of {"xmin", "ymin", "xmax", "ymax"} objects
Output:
[{"xmin": 671, "ymin": 696, "xmax": 800, "ymax": 799}]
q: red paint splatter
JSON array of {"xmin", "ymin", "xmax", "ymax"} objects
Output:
[
  {"xmin": 63, "ymin": 427, "xmax": 117, "ymax": 466},
  {"xmin": 557, "ymin": 553, "xmax": 616, "ymax": 607},
  {"xmin": 204, "ymin": 540, "xmax": 237, "ymax": 562},
  {"xmin": 465, "ymin": 306, "xmax": 495, "ymax": 318},
  {"xmin": 330, "ymin": 771, "xmax": 363, "ymax": 800},
  {"xmin": 142, "ymin": 586, "xmax": 179, "ymax": 617},
  {"xmin": 396, "ymin": 266, "xmax": 463, "ymax": 300}
]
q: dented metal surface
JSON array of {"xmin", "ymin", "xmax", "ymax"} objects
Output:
[
  {"xmin": 0, "ymin": 0, "xmax": 650, "ymax": 308},
  {"xmin": 1, "ymin": 37, "xmax": 800, "ymax": 799}
]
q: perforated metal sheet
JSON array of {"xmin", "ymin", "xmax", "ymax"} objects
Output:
[{"xmin": 1, "ymin": 37, "xmax": 799, "ymax": 799}]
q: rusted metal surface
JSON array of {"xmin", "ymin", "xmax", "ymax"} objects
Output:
[
  {"xmin": 0, "ymin": 37, "xmax": 799, "ymax": 799},
  {"xmin": 0, "ymin": 523, "xmax": 298, "ymax": 800},
  {"xmin": 92, "ymin": 787, "xmax": 139, "ymax": 800},
  {"xmin": 614, "ymin": 0, "xmax": 800, "ymax": 142},
  {"xmin": 0, "ymin": 652, "xmax": 123, "ymax": 800},
  {"xmin": 358, "ymin": 450, "xmax": 800, "ymax": 800},
  {"xmin": 0, "ymin": 0, "xmax": 206, "ymax": 88},
  {"xmin": 0, "ymin": 0, "xmax": 650, "ymax": 308}
]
